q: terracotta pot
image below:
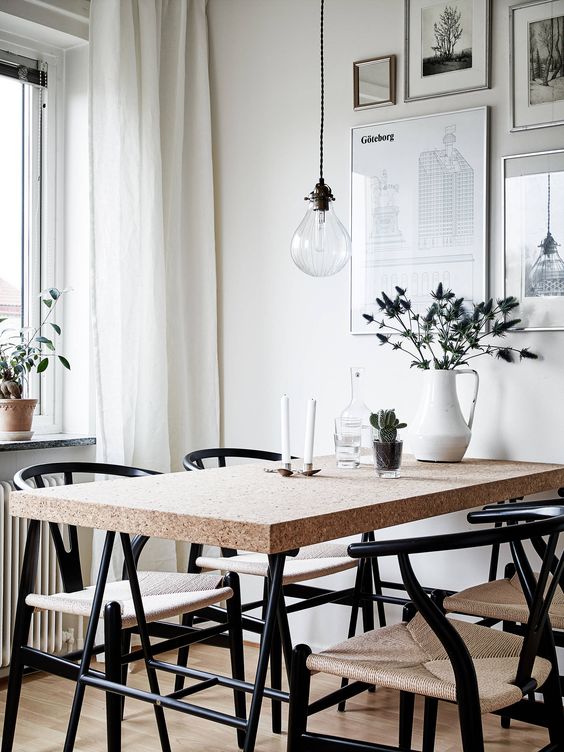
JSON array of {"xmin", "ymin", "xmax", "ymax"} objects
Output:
[{"xmin": 0, "ymin": 398, "xmax": 38, "ymax": 441}]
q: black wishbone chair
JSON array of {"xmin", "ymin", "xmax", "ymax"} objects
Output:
[
  {"xmin": 441, "ymin": 494, "xmax": 564, "ymax": 727},
  {"xmin": 2, "ymin": 462, "xmax": 246, "ymax": 752},
  {"xmin": 165, "ymin": 448, "xmax": 382, "ymax": 731},
  {"xmin": 286, "ymin": 505, "xmax": 564, "ymax": 752}
]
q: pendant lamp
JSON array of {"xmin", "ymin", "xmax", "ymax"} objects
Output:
[
  {"xmin": 530, "ymin": 174, "xmax": 564, "ymax": 297},
  {"xmin": 290, "ymin": 0, "xmax": 352, "ymax": 277}
]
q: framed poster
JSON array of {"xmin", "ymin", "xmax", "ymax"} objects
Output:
[
  {"xmin": 504, "ymin": 150, "xmax": 564, "ymax": 331},
  {"xmin": 510, "ymin": 0, "xmax": 564, "ymax": 131},
  {"xmin": 405, "ymin": 0, "xmax": 491, "ymax": 101},
  {"xmin": 350, "ymin": 107, "xmax": 488, "ymax": 334}
]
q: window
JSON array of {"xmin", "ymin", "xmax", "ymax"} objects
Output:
[{"xmin": 0, "ymin": 44, "xmax": 60, "ymax": 429}]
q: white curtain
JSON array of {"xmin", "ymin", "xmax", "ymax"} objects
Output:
[{"xmin": 89, "ymin": 0, "xmax": 219, "ymax": 580}]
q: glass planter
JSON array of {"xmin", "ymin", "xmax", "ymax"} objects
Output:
[{"xmin": 373, "ymin": 439, "xmax": 403, "ymax": 478}]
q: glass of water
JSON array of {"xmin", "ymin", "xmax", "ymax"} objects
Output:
[{"xmin": 334, "ymin": 417, "xmax": 362, "ymax": 469}]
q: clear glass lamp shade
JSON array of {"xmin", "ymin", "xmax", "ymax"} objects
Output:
[{"xmin": 290, "ymin": 202, "xmax": 351, "ymax": 277}]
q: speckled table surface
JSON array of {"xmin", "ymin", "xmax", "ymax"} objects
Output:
[{"xmin": 9, "ymin": 456, "xmax": 564, "ymax": 553}]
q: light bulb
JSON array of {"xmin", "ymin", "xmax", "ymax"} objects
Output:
[{"xmin": 291, "ymin": 195, "xmax": 351, "ymax": 277}]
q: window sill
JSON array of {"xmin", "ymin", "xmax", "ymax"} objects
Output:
[{"xmin": 0, "ymin": 434, "xmax": 96, "ymax": 452}]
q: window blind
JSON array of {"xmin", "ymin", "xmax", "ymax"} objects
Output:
[{"xmin": 0, "ymin": 49, "xmax": 47, "ymax": 88}]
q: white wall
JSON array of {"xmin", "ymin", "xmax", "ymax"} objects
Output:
[{"xmin": 208, "ymin": 0, "xmax": 564, "ymax": 648}]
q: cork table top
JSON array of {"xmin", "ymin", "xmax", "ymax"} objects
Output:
[{"xmin": 9, "ymin": 456, "xmax": 564, "ymax": 553}]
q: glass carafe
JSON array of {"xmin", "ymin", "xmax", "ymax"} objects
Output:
[{"xmin": 341, "ymin": 367, "xmax": 372, "ymax": 462}]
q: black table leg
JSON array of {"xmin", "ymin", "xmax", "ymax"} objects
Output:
[
  {"xmin": 121, "ymin": 533, "xmax": 172, "ymax": 752},
  {"xmin": 243, "ymin": 552, "xmax": 287, "ymax": 752},
  {"xmin": 1, "ymin": 519, "xmax": 41, "ymax": 752},
  {"xmin": 63, "ymin": 531, "xmax": 116, "ymax": 752}
]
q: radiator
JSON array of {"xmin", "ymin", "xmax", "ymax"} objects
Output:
[{"xmin": 0, "ymin": 476, "xmax": 67, "ymax": 668}]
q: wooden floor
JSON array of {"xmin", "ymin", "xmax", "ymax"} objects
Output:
[{"xmin": 0, "ymin": 642, "xmax": 550, "ymax": 751}]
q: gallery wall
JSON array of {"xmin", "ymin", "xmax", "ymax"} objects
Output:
[{"xmin": 207, "ymin": 0, "xmax": 564, "ymax": 648}]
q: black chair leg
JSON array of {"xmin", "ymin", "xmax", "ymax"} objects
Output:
[
  {"xmin": 399, "ymin": 691, "xmax": 414, "ymax": 751},
  {"xmin": 173, "ymin": 611, "xmax": 194, "ymax": 692},
  {"xmin": 64, "ymin": 531, "xmax": 116, "ymax": 752},
  {"xmin": 276, "ymin": 594, "xmax": 294, "ymax": 683},
  {"xmin": 542, "ymin": 658, "xmax": 564, "ymax": 748},
  {"xmin": 225, "ymin": 573, "xmax": 247, "ymax": 750},
  {"xmin": 270, "ymin": 624, "xmax": 283, "ymax": 734},
  {"xmin": 360, "ymin": 556, "xmax": 376, "ymax": 695},
  {"xmin": 422, "ymin": 697, "xmax": 438, "ymax": 752},
  {"xmin": 370, "ymin": 554, "xmax": 387, "ymax": 627},
  {"xmin": 361, "ymin": 552, "xmax": 375, "ymax": 634},
  {"xmin": 120, "ymin": 630, "xmax": 131, "ymax": 721},
  {"xmin": 263, "ymin": 577, "xmax": 283, "ymax": 734},
  {"xmin": 174, "ymin": 542, "xmax": 204, "ymax": 693},
  {"xmin": 457, "ymin": 695, "xmax": 484, "ymax": 752},
  {"xmin": 1, "ymin": 520, "xmax": 41, "ymax": 752},
  {"xmin": 104, "ymin": 602, "xmax": 123, "ymax": 752},
  {"xmin": 287, "ymin": 645, "xmax": 312, "ymax": 752},
  {"xmin": 339, "ymin": 558, "xmax": 366, "ymax": 712}
]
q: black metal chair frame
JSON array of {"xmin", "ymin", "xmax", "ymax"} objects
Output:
[
  {"xmin": 440, "ymin": 493, "xmax": 564, "ymax": 731},
  {"xmin": 1, "ymin": 462, "xmax": 247, "ymax": 752},
  {"xmin": 286, "ymin": 505, "xmax": 564, "ymax": 752}
]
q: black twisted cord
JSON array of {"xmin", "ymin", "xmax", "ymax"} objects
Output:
[{"xmin": 319, "ymin": 0, "xmax": 324, "ymax": 182}]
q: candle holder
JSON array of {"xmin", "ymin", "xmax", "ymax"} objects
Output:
[{"xmin": 264, "ymin": 463, "xmax": 321, "ymax": 477}]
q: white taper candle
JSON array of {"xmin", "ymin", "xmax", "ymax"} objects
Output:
[
  {"xmin": 303, "ymin": 398, "xmax": 317, "ymax": 468},
  {"xmin": 281, "ymin": 395, "xmax": 290, "ymax": 465}
]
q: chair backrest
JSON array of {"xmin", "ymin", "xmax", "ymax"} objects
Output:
[
  {"xmin": 349, "ymin": 506, "xmax": 564, "ymax": 704},
  {"xmin": 14, "ymin": 462, "xmax": 160, "ymax": 593},
  {"xmin": 183, "ymin": 447, "xmax": 287, "ymax": 471}
]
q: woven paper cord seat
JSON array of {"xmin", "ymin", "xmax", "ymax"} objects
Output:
[
  {"xmin": 306, "ymin": 613, "xmax": 552, "ymax": 714},
  {"xmin": 26, "ymin": 571, "xmax": 232, "ymax": 629},
  {"xmin": 443, "ymin": 572, "xmax": 564, "ymax": 629},
  {"xmin": 196, "ymin": 542, "xmax": 357, "ymax": 585}
]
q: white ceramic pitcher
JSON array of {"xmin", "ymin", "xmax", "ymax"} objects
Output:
[{"xmin": 410, "ymin": 369, "xmax": 479, "ymax": 462}]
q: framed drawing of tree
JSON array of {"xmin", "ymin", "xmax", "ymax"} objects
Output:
[
  {"xmin": 510, "ymin": 1, "xmax": 564, "ymax": 131},
  {"xmin": 405, "ymin": 0, "xmax": 491, "ymax": 101}
]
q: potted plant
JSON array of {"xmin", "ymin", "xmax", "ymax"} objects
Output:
[
  {"xmin": 0, "ymin": 288, "xmax": 70, "ymax": 440},
  {"xmin": 370, "ymin": 409, "xmax": 406, "ymax": 478},
  {"xmin": 363, "ymin": 284, "xmax": 538, "ymax": 462}
]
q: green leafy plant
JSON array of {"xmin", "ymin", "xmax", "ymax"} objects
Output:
[
  {"xmin": 0, "ymin": 288, "xmax": 70, "ymax": 399},
  {"xmin": 363, "ymin": 284, "xmax": 538, "ymax": 370},
  {"xmin": 370, "ymin": 409, "xmax": 407, "ymax": 443}
]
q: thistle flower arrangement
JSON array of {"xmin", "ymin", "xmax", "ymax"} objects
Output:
[
  {"xmin": 363, "ymin": 284, "xmax": 538, "ymax": 370},
  {"xmin": 370, "ymin": 409, "xmax": 406, "ymax": 443}
]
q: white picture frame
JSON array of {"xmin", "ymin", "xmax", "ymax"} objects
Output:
[
  {"xmin": 405, "ymin": 0, "xmax": 491, "ymax": 102},
  {"xmin": 510, "ymin": 0, "xmax": 564, "ymax": 131},
  {"xmin": 350, "ymin": 107, "xmax": 488, "ymax": 334},
  {"xmin": 503, "ymin": 149, "xmax": 564, "ymax": 331}
]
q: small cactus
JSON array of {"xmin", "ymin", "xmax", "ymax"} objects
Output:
[{"xmin": 370, "ymin": 409, "xmax": 407, "ymax": 443}]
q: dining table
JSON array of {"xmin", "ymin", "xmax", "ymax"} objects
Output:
[{"xmin": 8, "ymin": 454, "xmax": 564, "ymax": 752}]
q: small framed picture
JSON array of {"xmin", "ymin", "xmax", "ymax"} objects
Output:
[
  {"xmin": 503, "ymin": 150, "xmax": 564, "ymax": 331},
  {"xmin": 510, "ymin": 0, "xmax": 564, "ymax": 131},
  {"xmin": 405, "ymin": 0, "xmax": 491, "ymax": 102},
  {"xmin": 353, "ymin": 55, "xmax": 396, "ymax": 110}
]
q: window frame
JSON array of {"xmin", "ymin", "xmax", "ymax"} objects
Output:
[{"xmin": 0, "ymin": 31, "xmax": 65, "ymax": 433}]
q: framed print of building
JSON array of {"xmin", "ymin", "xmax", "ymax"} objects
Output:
[{"xmin": 350, "ymin": 107, "xmax": 488, "ymax": 334}]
